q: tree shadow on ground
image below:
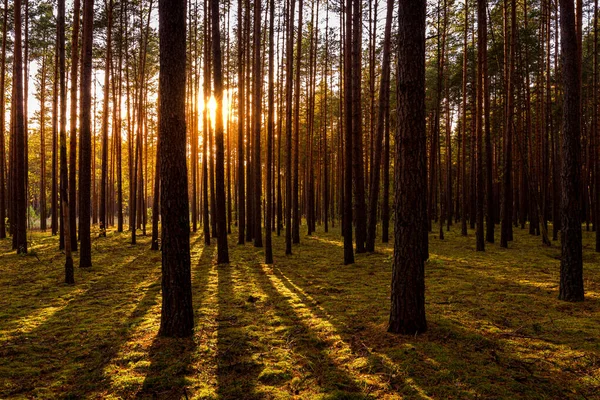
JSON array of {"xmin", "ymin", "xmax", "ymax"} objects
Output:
[
  {"xmin": 267, "ymin": 229, "xmax": 600, "ymax": 399},
  {"xmin": 216, "ymin": 263, "xmax": 264, "ymax": 400},
  {"xmin": 0, "ymin": 236, "xmax": 162, "ymax": 398},
  {"xmin": 249, "ymin": 261, "xmax": 375, "ymax": 399}
]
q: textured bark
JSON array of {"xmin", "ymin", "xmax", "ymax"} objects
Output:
[
  {"xmin": 343, "ymin": 0, "xmax": 354, "ymax": 264},
  {"xmin": 365, "ymin": 0, "xmax": 393, "ymax": 252},
  {"xmin": 78, "ymin": 0, "xmax": 94, "ymax": 268},
  {"xmin": 116, "ymin": 0, "xmax": 124, "ymax": 233},
  {"xmin": 39, "ymin": 57, "xmax": 47, "ymax": 232},
  {"xmin": 69, "ymin": 0, "xmax": 80, "ymax": 252},
  {"xmin": 559, "ymin": 0, "xmax": 584, "ymax": 302},
  {"xmin": 212, "ymin": 0, "xmax": 230, "ymax": 264},
  {"xmin": 351, "ymin": 0, "xmax": 366, "ymax": 253},
  {"xmin": 58, "ymin": 0, "xmax": 74, "ymax": 283},
  {"xmin": 501, "ymin": 0, "xmax": 515, "ymax": 248},
  {"xmin": 460, "ymin": 0, "xmax": 469, "ymax": 236},
  {"xmin": 51, "ymin": 42, "xmax": 58, "ymax": 236},
  {"xmin": 158, "ymin": 0, "xmax": 194, "ymax": 337},
  {"xmin": 292, "ymin": 0, "xmax": 304, "ymax": 245},
  {"xmin": 265, "ymin": 0, "xmax": 274, "ymax": 264},
  {"xmin": 100, "ymin": 0, "xmax": 113, "ymax": 237},
  {"xmin": 389, "ymin": 0, "xmax": 427, "ymax": 335},
  {"xmin": 475, "ymin": 0, "xmax": 485, "ymax": 251},
  {"xmin": 252, "ymin": 0, "xmax": 263, "ymax": 248},
  {"xmin": 483, "ymin": 0, "xmax": 494, "ymax": 245},
  {"xmin": 13, "ymin": 0, "xmax": 27, "ymax": 254},
  {"xmin": 237, "ymin": 0, "xmax": 246, "ymax": 245},
  {"xmin": 285, "ymin": 0, "xmax": 295, "ymax": 255},
  {"xmin": 151, "ymin": 121, "xmax": 160, "ymax": 251}
]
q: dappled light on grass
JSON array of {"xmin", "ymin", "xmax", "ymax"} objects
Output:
[{"xmin": 1, "ymin": 225, "xmax": 599, "ymax": 398}]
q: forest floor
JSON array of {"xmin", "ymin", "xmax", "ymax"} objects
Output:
[{"xmin": 0, "ymin": 223, "xmax": 599, "ymax": 399}]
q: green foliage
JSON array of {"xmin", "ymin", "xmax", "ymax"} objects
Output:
[{"xmin": 0, "ymin": 225, "xmax": 599, "ymax": 398}]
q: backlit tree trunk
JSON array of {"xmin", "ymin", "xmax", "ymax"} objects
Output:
[
  {"xmin": 389, "ymin": 0, "xmax": 427, "ymax": 335},
  {"xmin": 158, "ymin": 0, "xmax": 194, "ymax": 337}
]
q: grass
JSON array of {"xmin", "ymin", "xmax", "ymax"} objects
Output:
[{"xmin": 0, "ymin": 222, "xmax": 599, "ymax": 399}]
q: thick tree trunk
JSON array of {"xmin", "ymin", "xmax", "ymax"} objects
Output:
[
  {"xmin": 389, "ymin": 0, "xmax": 427, "ymax": 335},
  {"xmin": 559, "ymin": 0, "xmax": 584, "ymax": 302},
  {"xmin": 158, "ymin": 0, "xmax": 194, "ymax": 337}
]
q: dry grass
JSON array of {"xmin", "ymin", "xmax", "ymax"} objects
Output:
[{"xmin": 0, "ymin": 223, "xmax": 599, "ymax": 399}]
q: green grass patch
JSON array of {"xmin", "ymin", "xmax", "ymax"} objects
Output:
[{"xmin": 0, "ymin": 224, "xmax": 599, "ymax": 399}]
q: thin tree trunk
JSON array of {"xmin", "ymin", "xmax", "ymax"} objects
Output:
[
  {"xmin": 78, "ymin": 0, "xmax": 94, "ymax": 267},
  {"xmin": 13, "ymin": 0, "xmax": 27, "ymax": 253},
  {"xmin": 100, "ymin": 0, "xmax": 113, "ymax": 237},
  {"xmin": 366, "ymin": 0, "xmax": 393, "ymax": 252},
  {"xmin": 212, "ymin": 0, "xmax": 229, "ymax": 264},
  {"xmin": 265, "ymin": 0, "xmax": 274, "ymax": 264},
  {"xmin": 69, "ymin": 0, "xmax": 80, "ymax": 251}
]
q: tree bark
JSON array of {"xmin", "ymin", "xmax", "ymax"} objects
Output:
[
  {"xmin": 558, "ymin": 0, "xmax": 584, "ymax": 302},
  {"xmin": 389, "ymin": 0, "xmax": 427, "ymax": 335},
  {"xmin": 158, "ymin": 0, "xmax": 194, "ymax": 337},
  {"xmin": 212, "ymin": 0, "xmax": 230, "ymax": 264}
]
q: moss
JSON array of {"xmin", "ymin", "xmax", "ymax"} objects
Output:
[{"xmin": 0, "ymin": 225, "xmax": 599, "ymax": 399}]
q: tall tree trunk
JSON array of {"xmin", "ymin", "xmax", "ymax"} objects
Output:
[
  {"xmin": 343, "ymin": 0, "xmax": 354, "ymax": 264},
  {"xmin": 366, "ymin": 0, "xmax": 393, "ymax": 252},
  {"xmin": 252, "ymin": 0, "xmax": 263, "ymax": 248},
  {"xmin": 483, "ymin": 0, "xmax": 494, "ymax": 244},
  {"xmin": 13, "ymin": 0, "xmax": 27, "ymax": 253},
  {"xmin": 100, "ymin": 0, "xmax": 113, "ymax": 237},
  {"xmin": 265, "ymin": 0, "xmax": 274, "ymax": 264},
  {"xmin": 78, "ymin": 0, "xmax": 94, "ymax": 267},
  {"xmin": 39, "ymin": 57, "xmax": 47, "ymax": 232},
  {"xmin": 212, "ymin": 0, "xmax": 230, "ymax": 264},
  {"xmin": 292, "ymin": 0, "xmax": 304, "ymax": 244},
  {"xmin": 58, "ymin": 0, "xmax": 74, "ymax": 283},
  {"xmin": 69, "ymin": 0, "xmax": 80, "ymax": 251},
  {"xmin": 237, "ymin": 0, "xmax": 245, "ymax": 244},
  {"xmin": 116, "ymin": 0, "xmax": 124, "ymax": 233},
  {"xmin": 501, "ymin": 0, "xmax": 515, "ymax": 247},
  {"xmin": 0, "ymin": 0, "xmax": 7, "ymax": 239},
  {"xmin": 558, "ymin": 0, "xmax": 584, "ymax": 302},
  {"xmin": 52, "ymin": 41, "xmax": 59, "ymax": 236},
  {"xmin": 285, "ymin": 0, "xmax": 295, "ymax": 255},
  {"xmin": 352, "ymin": 0, "xmax": 366, "ymax": 253},
  {"xmin": 475, "ymin": 0, "xmax": 485, "ymax": 251},
  {"xmin": 460, "ymin": 0, "xmax": 469, "ymax": 236},
  {"xmin": 389, "ymin": 0, "xmax": 427, "ymax": 335},
  {"xmin": 158, "ymin": 0, "xmax": 194, "ymax": 338}
]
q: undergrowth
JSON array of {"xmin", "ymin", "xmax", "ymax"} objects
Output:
[{"xmin": 0, "ymin": 223, "xmax": 598, "ymax": 399}]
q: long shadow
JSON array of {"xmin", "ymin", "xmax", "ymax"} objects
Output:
[
  {"xmin": 0, "ymin": 247, "xmax": 162, "ymax": 398},
  {"xmin": 270, "ymin": 253, "xmax": 600, "ymax": 399},
  {"xmin": 250, "ymin": 263, "xmax": 375, "ymax": 399},
  {"xmin": 216, "ymin": 263, "xmax": 263, "ymax": 400}
]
